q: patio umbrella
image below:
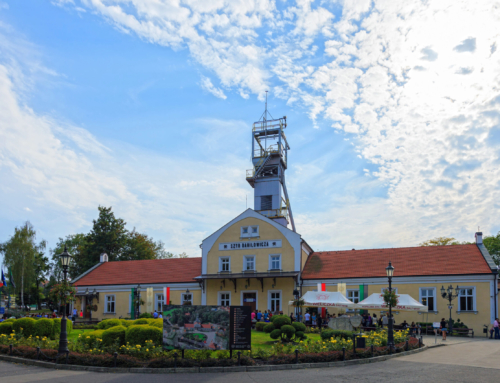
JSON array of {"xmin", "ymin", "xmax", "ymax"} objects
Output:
[
  {"xmin": 354, "ymin": 293, "xmax": 428, "ymax": 312},
  {"xmin": 289, "ymin": 291, "xmax": 357, "ymax": 308}
]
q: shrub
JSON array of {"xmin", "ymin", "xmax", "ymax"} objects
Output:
[
  {"xmin": 320, "ymin": 329, "xmax": 354, "ymax": 341},
  {"xmin": 35, "ymin": 318, "xmax": 53, "ymax": 337},
  {"xmin": 271, "ymin": 315, "xmax": 291, "ymax": 327},
  {"xmin": 13, "ymin": 318, "xmax": 37, "ymax": 337},
  {"xmin": 120, "ymin": 320, "xmax": 133, "ymax": 328},
  {"xmin": 82, "ymin": 330, "xmax": 105, "ymax": 347},
  {"xmin": 52, "ymin": 318, "xmax": 73, "ymax": 338},
  {"xmin": 0, "ymin": 322, "xmax": 13, "ymax": 335},
  {"xmin": 139, "ymin": 313, "xmax": 153, "ymax": 319},
  {"xmin": 149, "ymin": 319, "xmax": 163, "ymax": 329},
  {"xmin": 102, "ymin": 325, "xmax": 126, "ymax": 347},
  {"xmin": 292, "ymin": 322, "xmax": 306, "ymax": 332},
  {"xmin": 280, "ymin": 325, "xmax": 296, "ymax": 340},
  {"xmin": 270, "ymin": 329, "xmax": 282, "ymax": 340},
  {"xmin": 255, "ymin": 322, "xmax": 267, "ymax": 331},
  {"xmin": 132, "ymin": 319, "xmax": 149, "ymax": 325},
  {"xmin": 3, "ymin": 319, "xmax": 15, "ymax": 323},
  {"xmin": 97, "ymin": 319, "xmax": 121, "ymax": 330},
  {"xmin": 295, "ymin": 331, "xmax": 306, "ymax": 340},
  {"xmin": 125, "ymin": 325, "xmax": 162, "ymax": 346},
  {"xmin": 263, "ymin": 323, "xmax": 275, "ymax": 333}
]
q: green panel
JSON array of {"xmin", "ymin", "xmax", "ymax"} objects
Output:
[{"xmin": 359, "ymin": 285, "xmax": 365, "ymax": 314}]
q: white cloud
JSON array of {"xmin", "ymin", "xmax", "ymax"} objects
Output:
[{"xmin": 200, "ymin": 76, "xmax": 227, "ymax": 99}]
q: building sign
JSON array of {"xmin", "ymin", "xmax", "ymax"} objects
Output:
[
  {"xmin": 229, "ymin": 306, "xmax": 252, "ymax": 350},
  {"xmin": 219, "ymin": 239, "xmax": 282, "ymax": 251}
]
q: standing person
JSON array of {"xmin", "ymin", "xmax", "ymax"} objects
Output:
[
  {"xmin": 317, "ymin": 314, "xmax": 323, "ymax": 331},
  {"xmin": 72, "ymin": 307, "xmax": 77, "ymax": 322},
  {"xmin": 305, "ymin": 311, "xmax": 311, "ymax": 326},
  {"xmin": 297, "ymin": 312, "xmax": 302, "ymax": 323},
  {"xmin": 290, "ymin": 312, "xmax": 295, "ymax": 322},
  {"xmin": 494, "ymin": 318, "xmax": 500, "ymax": 339},
  {"xmin": 366, "ymin": 313, "xmax": 372, "ymax": 327},
  {"xmin": 257, "ymin": 310, "xmax": 262, "ymax": 322},
  {"xmin": 372, "ymin": 313, "xmax": 377, "ymax": 327},
  {"xmin": 440, "ymin": 318, "xmax": 448, "ymax": 341},
  {"xmin": 79, "ymin": 310, "xmax": 83, "ymax": 318},
  {"xmin": 158, "ymin": 312, "xmax": 163, "ymax": 319},
  {"xmin": 264, "ymin": 310, "xmax": 269, "ymax": 322},
  {"xmin": 410, "ymin": 322, "xmax": 416, "ymax": 336},
  {"xmin": 312, "ymin": 312, "xmax": 317, "ymax": 328},
  {"xmin": 382, "ymin": 314, "xmax": 388, "ymax": 328},
  {"xmin": 153, "ymin": 310, "xmax": 158, "ymax": 319}
]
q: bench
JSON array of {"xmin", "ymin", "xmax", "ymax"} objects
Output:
[{"xmin": 424, "ymin": 326, "xmax": 474, "ymax": 337}]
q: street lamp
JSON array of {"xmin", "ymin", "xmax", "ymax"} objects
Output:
[
  {"xmin": 57, "ymin": 246, "xmax": 72, "ymax": 355},
  {"xmin": 441, "ymin": 284, "xmax": 459, "ymax": 334},
  {"xmin": 134, "ymin": 284, "xmax": 141, "ymax": 319},
  {"xmin": 386, "ymin": 261, "xmax": 395, "ymax": 350}
]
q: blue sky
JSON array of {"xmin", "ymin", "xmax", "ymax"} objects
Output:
[{"xmin": 0, "ymin": 0, "xmax": 499, "ymax": 258}]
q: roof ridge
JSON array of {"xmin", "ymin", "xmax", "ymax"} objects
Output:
[{"xmin": 313, "ymin": 243, "xmax": 476, "ymax": 254}]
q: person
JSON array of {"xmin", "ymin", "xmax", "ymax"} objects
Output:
[
  {"xmin": 51, "ymin": 311, "xmax": 57, "ymax": 319},
  {"xmin": 312, "ymin": 312, "xmax": 317, "ymax": 327},
  {"xmin": 305, "ymin": 311, "xmax": 311, "ymax": 326},
  {"xmin": 263, "ymin": 310, "xmax": 269, "ymax": 322},
  {"xmin": 382, "ymin": 314, "xmax": 388, "ymax": 328},
  {"xmin": 268, "ymin": 311, "xmax": 273, "ymax": 320},
  {"xmin": 366, "ymin": 313, "xmax": 372, "ymax": 327},
  {"xmin": 297, "ymin": 312, "xmax": 302, "ymax": 322},
  {"xmin": 153, "ymin": 310, "xmax": 158, "ymax": 319},
  {"xmin": 440, "ymin": 318, "xmax": 448, "ymax": 340},
  {"xmin": 410, "ymin": 322, "xmax": 416, "ymax": 336},
  {"xmin": 417, "ymin": 322, "xmax": 422, "ymax": 336},
  {"xmin": 158, "ymin": 313, "xmax": 163, "ymax": 319},
  {"xmin": 494, "ymin": 318, "xmax": 500, "ymax": 339},
  {"xmin": 317, "ymin": 314, "xmax": 323, "ymax": 330},
  {"xmin": 79, "ymin": 310, "xmax": 83, "ymax": 318},
  {"xmin": 401, "ymin": 320, "xmax": 408, "ymax": 329},
  {"xmin": 257, "ymin": 310, "xmax": 262, "ymax": 322},
  {"xmin": 372, "ymin": 313, "xmax": 377, "ymax": 326},
  {"xmin": 331, "ymin": 313, "xmax": 336, "ymax": 319},
  {"xmin": 290, "ymin": 313, "xmax": 295, "ymax": 322}
]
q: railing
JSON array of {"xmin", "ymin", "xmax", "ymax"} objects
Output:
[
  {"xmin": 253, "ymin": 144, "xmax": 285, "ymax": 159},
  {"xmin": 246, "ymin": 169, "xmax": 254, "ymax": 178},
  {"xmin": 253, "ymin": 119, "xmax": 285, "ymax": 132},
  {"xmin": 257, "ymin": 208, "xmax": 289, "ymax": 220}
]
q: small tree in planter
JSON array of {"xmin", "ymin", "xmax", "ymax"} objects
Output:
[{"xmin": 263, "ymin": 315, "xmax": 307, "ymax": 342}]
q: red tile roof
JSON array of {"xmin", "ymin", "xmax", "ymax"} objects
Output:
[
  {"xmin": 73, "ymin": 257, "xmax": 202, "ymax": 286},
  {"xmin": 302, "ymin": 244, "xmax": 492, "ymax": 280}
]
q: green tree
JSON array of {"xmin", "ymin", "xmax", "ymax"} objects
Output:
[
  {"xmin": 51, "ymin": 234, "xmax": 88, "ymax": 280},
  {"xmin": 419, "ymin": 236, "xmax": 473, "ymax": 246},
  {"xmin": 121, "ymin": 231, "xmax": 163, "ymax": 261},
  {"xmin": 483, "ymin": 232, "xmax": 500, "ymax": 265},
  {"xmin": 1, "ymin": 222, "xmax": 46, "ymax": 310},
  {"xmin": 33, "ymin": 251, "xmax": 50, "ymax": 309}
]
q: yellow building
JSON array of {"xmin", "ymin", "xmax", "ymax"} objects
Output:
[{"xmin": 71, "ymin": 108, "xmax": 499, "ymax": 331}]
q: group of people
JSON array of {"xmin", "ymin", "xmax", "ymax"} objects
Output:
[
  {"xmin": 152, "ymin": 310, "xmax": 163, "ymax": 319},
  {"xmin": 251, "ymin": 309, "xmax": 282, "ymax": 324}
]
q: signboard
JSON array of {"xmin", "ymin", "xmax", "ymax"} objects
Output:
[
  {"xmin": 163, "ymin": 305, "xmax": 251, "ymax": 351},
  {"xmin": 433, "ymin": 322, "xmax": 440, "ymax": 328},
  {"xmin": 0, "ymin": 308, "xmax": 4, "ymax": 314},
  {"xmin": 219, "ymin": 240, "xmax": 282, "ymax": 251},
  {"xmin": 229, "ymin": 306, "xmax": 251, "ymax": 350}
]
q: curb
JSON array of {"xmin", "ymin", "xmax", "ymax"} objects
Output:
[{"xmin": 0, "ymin": 346, "xmax": 428, "ymax": 374}]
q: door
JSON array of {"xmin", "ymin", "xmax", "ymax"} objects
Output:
[{"xmin": 243, "ymin": 293, "xmax": 257, "ymax": 312}]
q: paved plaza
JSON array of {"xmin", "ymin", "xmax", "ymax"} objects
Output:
[{"xmin": 1, "ymin": 337, "xmax": 499, "ymax": 382}]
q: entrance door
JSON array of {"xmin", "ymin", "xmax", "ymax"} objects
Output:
[{"xmin": 243, "ymin": 293, "xmax": 257, "ymax": 312}]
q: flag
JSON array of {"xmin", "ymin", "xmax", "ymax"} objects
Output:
[
  {"xmin": 0, "ymin": 269, "xmax": 5, "ymax": 287},
  {"xmin": 8, "ymin": 268, "xmax": 15, "ymax": 288}
]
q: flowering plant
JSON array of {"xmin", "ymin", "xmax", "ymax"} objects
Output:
[
  {"xmin": 48, "ymin": 282, "xmax": 77, "ymax": 305},
  {"xmin": 382, "ymin": 290, "xmax": 398, "ymax": 308}
]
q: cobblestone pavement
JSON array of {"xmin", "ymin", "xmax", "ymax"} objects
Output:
[{"xmin": 1, "ymin": 337, "xmax": 499, "ymax": 382}]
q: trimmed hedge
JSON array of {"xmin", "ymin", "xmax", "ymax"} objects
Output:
[
  {"xmin": 149, "ymin": 319, "xmax": 163, "ymax": 329},
  {"xmin": 292, "ymin": 322, "xmax": 306, "ymax": 332},
  {"xmin": 35, "ymin": 318, "xmax": 53, "ymax": 337},
  {"xmin": 255, "ymin": 322, "xmax": 267, "ymax": 331},
  {"xmin": 97, "ymin": 319, "xmax": 122, "ymax": 330},
  {"xmin": 13, "ymin": 318, "xmax": 37, "ymax": 337},
  {"xmin": 125, "ymin": 325, "xmax": 162, "ymax": 346},
  {"xmin": 0, "ymin": 322, "xmax": 13, "ymax": 335},
  {"xmin": 120, "ymin": 320, "xmax": 133, "ymax": 327},
  {"xmin": 132, "ymin": 319, "xmax": 150, "ymax": 325},
  {"xmin": 320, "ymin": 329, "xmax": 355, "ymax": 341},
  {"xmin": 102, "ymin": 325, "xmax": 127, "ymax": 346},
  {"xmin": 139, "ymin": 313, "xmax": 153, "ymax": 319}
]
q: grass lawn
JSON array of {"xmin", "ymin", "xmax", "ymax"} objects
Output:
[
  {"xmin": 251, "ymin": 330, "xmax": 322, "ymax": 349},
  {"xmin": 68, "ymin": 329, "xmax": 95, "ymax": 342}
]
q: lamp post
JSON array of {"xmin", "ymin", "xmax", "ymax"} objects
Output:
[
  {"xmin": 441, "ymin": 285, "xmax": 459, "ymax": 334},
  {"xmin": 386, "ymin": 262, "xmax": 395, "ymax": 350},
  {"xmin": 134, "ymin": 284, "xmax": 141, "ymax": 319},
  {"xmin": 58, "ymin": 246, "xmax": 72, "ymax": 355}
]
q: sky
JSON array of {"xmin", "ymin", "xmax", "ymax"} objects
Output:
[{"xmin": 0, "ymin": 0, "xmax": 499, "ymax": 260}]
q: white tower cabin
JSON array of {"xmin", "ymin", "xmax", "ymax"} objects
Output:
[{"xmin": 246, "ymin": 94, "xmax": 296, "ymax": 232}]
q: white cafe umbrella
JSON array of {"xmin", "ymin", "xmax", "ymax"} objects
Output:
[
  {"xmin": 289, "ymin": 291, "xmax": 356, "ymax": 308},
  {"xmin": 354, "ymin": 293, "xmax": 428, "ymax": 312}
]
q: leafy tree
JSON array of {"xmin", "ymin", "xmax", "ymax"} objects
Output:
[
  {"xmin": 1, "ymin": 222, "xmax": 46, "ymax": 310},
  {"xmin": 419, "ymin": 236, "xmax": 472, "ymax": 246},
  {"xmin": 51, "ymin": 234, "xmax": 88, "ymax": 280},
  {"xmin": 33, "ymin": 251, "xmax": 50, "ymax": 309},
  {"xmin": 484, "ymin": 232, "xmax": 500, "ymax": 265},
  {"xmin": 121, "ymin": 231, "xmax": 163, "ymax": 261}
]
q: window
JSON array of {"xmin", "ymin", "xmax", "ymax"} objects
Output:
[
  {"xmin": 261, "ymin": 195, "xmax": 273, "ymax": 210},
  {"xmin": 252, "ymin": 226, "xmax": 258, "ymax": 234},
  {"xmin": 242, "ymin": 227, "xmax": 248, "ymax": 234},
  {"xmin": 155, "ymin": 293, "xmax": 165, "ymax": 312},
  {"xmin": 347, "ymin": 290, "xmax": 360, "ymax": 304},
  {"xmin": 244, "ymin": 256, "xmax": 255, "ymax": 271},
  {"xmin": 241, "ymin": 225, "xmax": 259, "ymax": 237},
  {"xmin": 420, "ymin": 288, "xmax": 436, "ymax": 311},
  {"xmin": 269, "ymin": 291, "xmax": 281, "ymax": 312},
  {"xmin": 219, "ymin": 292, "xmax": 230, "ymax": 307},
  {"xmin": 269, "ymin": 255, "xmax": 281, "ymax": 270},
  {"xmin": 105, "ymin": 295, "xmax": 115, "ymax": 313},
  {"xmin": 459, "ymin": 288, "xmax": 474, "ymax": 311},
  {"xmin": 182, "ymin": 293, "xmax": 193, "ymax": 305},
  {"xmin": 220, "ymin": 257, "xmax": 230, "ymax": 272}
]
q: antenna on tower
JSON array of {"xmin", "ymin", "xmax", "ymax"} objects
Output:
[{"xmin": 265, "ymin": 90, "xmax": 268, "ymax": 121}]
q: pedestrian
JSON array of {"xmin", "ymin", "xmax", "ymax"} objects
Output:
[
  {"xmin": 257, "ymin": 310, "xmax": 262, "ymax": 322},
  {"xmin": 153, "ymin": 310, "xmax": 158, "ymax": 319},
  {"xmin": 264, "ymin": 310, "xmax": 269, "ymax": 322},
  {"xmin": 382, "ymin": 314, "xmax": 388, "ymax": 328},
  {"xmin": 494, "ymin": 318, "xmax": 500, "ymax": 339},
  {"xmin": 317, "ymin": 314, "xmax": 323, "ymax": 331},
  {"xmin": 410, "ymin": 322, "xmax": 416, "ymax": 336},
  {"xmin": 372, "ymin": 313, "xmax": 377, "ymax": 327},
  {"xmin": 79, "ymin": 310, "xmax": 83, "ymax": 318},
  {"xmin": 305, "ymin": 311, "xmax": 311, "ymax": 326},
  {"xmin": 158, "ymin": 313, "xmax": 163, "ymax": 319},
  {"xmin": 440, "ymin": 318, "xmax": 448, "ymax": 341},
  {"xmin": 72, "ymin": 307, "xmax": 77, "ymax": 322},
  {"xmin": 312, "ymin": 312, "xmax": 317, "ymax": 328},
  {"xmin": 290, "ymin": 312, "xmax": 295, "ymax": 322}
]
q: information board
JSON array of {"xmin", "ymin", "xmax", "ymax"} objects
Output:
[{"xmin": 229, "ymin": 306, "xmax": 252, "ymax": 350}]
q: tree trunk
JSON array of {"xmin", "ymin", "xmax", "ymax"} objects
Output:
[{"xmin": 21, "ymin": 271, "xmax": 24, "ymax": 311}]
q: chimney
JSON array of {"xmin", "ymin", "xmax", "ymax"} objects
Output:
[
  {"xmin": 475, "ymin": 232, "xmax": 483, "ymax": 245},
  {"xmin": 100, "ymin": 253, "xmax": 108, "ymax": 263}
]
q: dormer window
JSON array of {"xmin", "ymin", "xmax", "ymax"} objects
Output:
[
  {"xmin": 241, "ymin": 225, "xmax": 259, "ymax": 238},
  {"xmin": 242, "ymin": 227, "xmax": 248, "ymax": 234}
]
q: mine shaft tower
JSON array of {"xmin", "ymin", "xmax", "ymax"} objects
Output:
[{"xmin": 246, "ymin": 93, "xmax": 296, "ymax": 232}]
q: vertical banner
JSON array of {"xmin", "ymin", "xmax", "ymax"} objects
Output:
[
  {"xmin": 162, "ymin": 287, "xmax": 171, "ymax": 309},
  {"xmin": 337, "ymin": 282, "xmax": 346, "ymax": 297},
  {"xmin": 359, "ymin": 285, "xmax": 365, "ymax": 314},
  {"xmin": 147, "ymin": 287, "xmax": 154, "ymax": 313},
  {"xmin": 321, "ymin": 283, "xmax": 326, "ymax": 318}
]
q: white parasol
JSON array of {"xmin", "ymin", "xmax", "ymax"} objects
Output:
[
  {"xmin": 354, "ymin": 293, "xmax": 428, "ymax": 312},
  {"xmin": 289, "ymin": 291, "xmax": 357, "ymax": 308}
]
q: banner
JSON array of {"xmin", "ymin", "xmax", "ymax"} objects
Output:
[
  {"xmin": 337, "ymin": 282, "xmax": 346, "ymax": 297},
  {"xmin": 146, "ymin": 287, "xmax": 154, "ymax": 313},
  {"xmin": 162, "ymin": 305, "xmax": 251, "ymax": 351}
]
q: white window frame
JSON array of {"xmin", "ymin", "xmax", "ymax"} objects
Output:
[
  {"xmin": 251, "ymin": 226, "xmax": 259, "ymax": 234},
  {"xmin": 155, "ymin": 293, "xmax": 165, "ymax": 313},
  {"xmin": 241, "ymin": 226, "xmax": 249, "ymax": 235},
  {"xmin": 243, "ymin": 255, "xmax": 255, "ymax": 271},
  {"xmin": 269, "ymin": 254, "xmax": 281, "ymax": 270},
  {"xmin": 268, "ymin": 290, "xmax": 282, "ymax": 312},
  {"xmin": 458, "ymin": 286, "xmax": 476, "ymax": 312},
  {"xmin": 419, "ymin": 287, "xmax": 437, "ymax": 312},
  {"xmin": 241, "ymin": 225, "xmax": 259, "ymax": 238},
  {"xmin": 104, "ymin": 294, "xmax": 116, "ymax": 314},
  {"xmin": 181, "ymin": 293, "xmax": 193, "ymax": 305},
  {"xmin": 381, "ymin": 287, "xmax": 398, "ymax": 294},
  {"xmin": 218, "ymin": 291, "xmax": 231, "ymax": 307},
  {"xmin": 346, "ymin": 289, "xmax": 360, "ymax": 312},
  {"xmin": 219, "ymin": 256, "xmax": 231, "ymax": 272}
]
